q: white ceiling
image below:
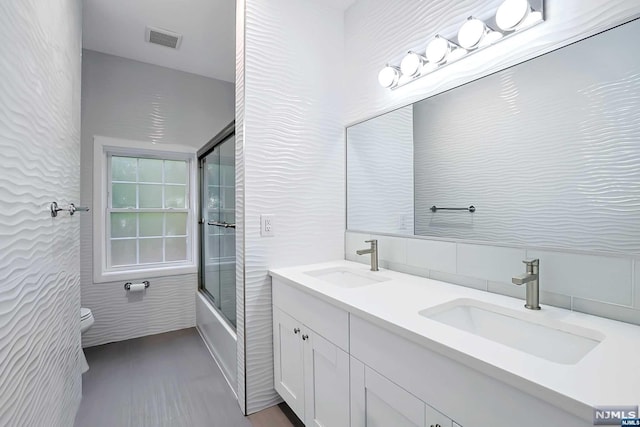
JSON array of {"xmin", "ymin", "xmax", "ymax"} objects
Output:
[
  {"xmin": 82, "ymin": 0, "xmax": 358, "ymax": 83},
  {"xmin": 82, "ymin": 0, "xmax": 236, "ymax": 82}
]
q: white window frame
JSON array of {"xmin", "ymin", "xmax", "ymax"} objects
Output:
[{"xmin": 93, "ymin": 136, "xmax": 198, "ymax": 283}]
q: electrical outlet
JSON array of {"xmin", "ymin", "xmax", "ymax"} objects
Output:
[
  {"xmin": 397, "ymin": 214, "xmax": 408, "ymax": 230},
  {"xmin": 261, "ymin": 214, "xmax": 274, "ymax": 237}
]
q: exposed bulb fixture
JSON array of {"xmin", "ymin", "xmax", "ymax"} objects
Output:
[
  {"xmin": 425, "ymin": 36, "xmax": 462, "ymax": 65},
  {"xmin": 378, "ymin": 0, "xmax": 543, "ymax": 90},
  {"xmin": 400, "ymin": 51, "xmax": 427, "ymax": 78},
  {"xmin": 378, "ymin": 65, "xmax": 401, "ymax": 88},
  {"xmin": 496, "ymin": 0, "xmax": 540, "ymax": 31},
  {"xmin": 457, "ymin": 17, "xmax": 503, "ymax": 50}
]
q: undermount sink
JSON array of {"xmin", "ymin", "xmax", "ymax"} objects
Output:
[
  {"xmin": 419, "ymin": 299, "xmax": 604, "ymax": 364},
  {"xmin": 305, "ymin": 266, "xmax": 390, "ymax": 288}
]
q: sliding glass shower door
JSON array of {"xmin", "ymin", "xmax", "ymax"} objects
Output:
[{"xmin": 200, "ymin": 134, "xmax": 236, "ymax": 328}]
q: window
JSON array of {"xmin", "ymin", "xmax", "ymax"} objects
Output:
[
  {"xmin": 109, "ymin": 156, "xmax": 190, "ymax": 268},
  {"xmin": 93, "ymin": 136, "xmax": 197, "ymax": 283}
]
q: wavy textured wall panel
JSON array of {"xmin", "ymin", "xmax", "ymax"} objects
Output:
[
  {"xmin": 0, "ymin": 0, "xmax": 82, "ymax": 425},
  {"xmin": 80, "ymin": 51, "xmax": 235, "ymax": 346},
  {"xmin": 240, "ymin": 0, "xmax": 345, "ymax": 414},
  {"xmin": 414, "ymin": 19, "xmax": 640, "ymax": 254},
  {"xmin": 235, "ymin": 0, "xmax": 247, "ymax": 412},
  {"xmin": 345, "ymin": 0, "xmax": 640, "ymax": 125},
  {"xmin": 81, "ymin": 274, "xmax": 197, "ymax": 347},
  {"xmin": 347, "ymin": 106, "xmax": 414, "ymax": 235}
]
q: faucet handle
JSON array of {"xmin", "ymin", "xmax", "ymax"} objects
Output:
[
  {"xmin": 522, "ymin": 259, "xmax": 539, "ymax": 266},
  {"xmin": 365, "ymin": 239, "xmax": 377, "ymax": 244}
]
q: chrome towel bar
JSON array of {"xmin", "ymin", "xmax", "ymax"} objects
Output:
[
  {"xmin": 50, "ymin": 202, "xmax": 90, "ymax": 217},
  {"xmin": 430, "ymin": 205, "xmax": 476, "ymax": 213}
]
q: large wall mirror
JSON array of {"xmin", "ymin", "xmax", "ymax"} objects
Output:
[{"xmin": 347, "ymin": 18, "xmax": 640, "ymax": 255}]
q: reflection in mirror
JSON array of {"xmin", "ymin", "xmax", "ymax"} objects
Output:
[
  {"xmin": 347, "ymin": 18, "xmax": 640, "ymax": 254},
  {"xmin": 347, "ymin": 105, "xmax": 414, "ymax": 235}
]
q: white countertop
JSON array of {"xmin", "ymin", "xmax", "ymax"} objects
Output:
[{"xmin": 269, "ymin": 260, "xmax": 640, "ymax": 422}]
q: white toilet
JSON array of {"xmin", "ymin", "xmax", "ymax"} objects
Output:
[{"xmin": 80, "ymin": 307, "xmax": 94, "ymax": 373}]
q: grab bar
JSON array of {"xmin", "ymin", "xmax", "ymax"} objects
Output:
[
  {"xmin": 430, "ymin": 205, "xmax": 476, "ymax": 213},
  {"xmin": 207, "ymin": 221, "xmax": 236, "ymax": 229}
]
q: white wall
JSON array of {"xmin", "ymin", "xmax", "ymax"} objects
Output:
[
  {"xmin": 0, "ymin": 0, "xmax": 82, "ymax": 425},
  {"xmin": 344, "ymin": 0, "xmax": 640, "ymax": 326},
  {"xmin": 80, "ymin": 50, "xmax": 235, "ymax": 347},
  {"xmin": 237, "ymin": 0, "xmax": 346, "ymax": 414}
]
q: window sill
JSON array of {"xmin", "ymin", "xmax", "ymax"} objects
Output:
[{"xmin": 93, "ymin": 264, "xmax": 198, "ymax": 284}]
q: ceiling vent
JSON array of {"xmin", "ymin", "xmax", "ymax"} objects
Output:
[{"xmin": 145, "ymin": 26, "xmax": 182, "ymax": 49}]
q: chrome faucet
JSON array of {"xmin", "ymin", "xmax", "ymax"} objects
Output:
[
  {"xmin": 512, "ymin": 259, "xmax": 540, "ymax": 310},
  {"xmin": 356, "ymin": 240, "xmax": 378, "ymax": 271}
]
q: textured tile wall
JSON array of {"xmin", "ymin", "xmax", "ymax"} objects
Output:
[
  {"xmin": 80, "ymin": 50, "xmax": 235, "ymax": 347},
  {"xmin": 235, "ymin": 0, "xmax": 247, "ymax": 412},
  {"xmin": 81, "ymin": 274, "xmax": 198, "ymax": 347},
  {"xmin": 239, "ymin": 0, "xmax": 345, "ymax": 415},
  {"xmin": 0, "ymin": 0, "xmax": 82, "ymax": 425}
]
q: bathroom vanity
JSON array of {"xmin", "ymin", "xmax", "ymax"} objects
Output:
[{"xmin": 270, "ymin": 261, "xmax": 640, "ymax": 427}]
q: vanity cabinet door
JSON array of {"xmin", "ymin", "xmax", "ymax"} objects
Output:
[
  {"xmin": 426, "ymin": 405, "xmax": 452, "ymax": 427},
  {"xmin": 273, "ymin": 308, "xmax": 305, "ymax": 421},
  {"xmin": 303, "ymin": 331, "xmax": 350, "ymax": 427},
  {"xmin": 351, "ymin": 356, "xmax": 427, "ymax": 427}
]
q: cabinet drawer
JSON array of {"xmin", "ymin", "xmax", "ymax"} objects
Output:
[{"xmin": 273, "ymin": 278, "xmax": 349, "ymax": 351}]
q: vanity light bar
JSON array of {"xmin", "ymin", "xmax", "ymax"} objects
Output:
[{"xmin": 379, "ymin": 0, "xmax": 544, "ymax": 89}]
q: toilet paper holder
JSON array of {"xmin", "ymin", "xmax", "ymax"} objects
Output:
[{"xmin": 124, "ymin": 281, "xmax": 150, "ymax": 291}]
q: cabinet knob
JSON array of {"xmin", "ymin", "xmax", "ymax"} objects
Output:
[
  {"xmin": 302, "ymin": 334, "xmax": 309, "ymax": 341},
  {"xmin": 293, "ymin": 328, "xmax": 300, "ymax": 334}
]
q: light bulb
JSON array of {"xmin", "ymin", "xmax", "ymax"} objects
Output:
[
  {"xmin": 496, "ymin": 0, "xmax": 531, "ymax": 31},
  {"xmin": 378, "ymin": 65, "xmax": 400, "ymax": 88},
  {"xmin": 521, "ymin": 10, "xmax": 543, "ymax": 28},
  {"xmin": 400, "ymin": 52, "xmax": 425, "ymax": 77},
  {"xmin": 425, "ymin": 36, "xmax": 451, "ymax": 64},
  {"xmin": 457, "ymin": 18, "xmax": 486, "ymax": 50},
  {"xmin": 458, "ymin": 17, "xmax": 503, "ymax": 49}
]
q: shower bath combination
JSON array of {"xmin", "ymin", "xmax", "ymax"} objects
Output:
[{"xmin": 199, "ymin": 122, "xmax": 237, "ymax": 329}]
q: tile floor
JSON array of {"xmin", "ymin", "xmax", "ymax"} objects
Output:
[{"xmin": 75, "ymin": 328, "xmax": 298, "ymax": 427}]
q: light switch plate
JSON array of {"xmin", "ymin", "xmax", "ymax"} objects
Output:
[{"xmin": 261, "ymin": 214, "xmax": 274, "ymax": 237}]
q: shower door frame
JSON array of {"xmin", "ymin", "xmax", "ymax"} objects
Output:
[{"xmin": 197, "ymin": 121, "xmax": 236, "ymax": 330}]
